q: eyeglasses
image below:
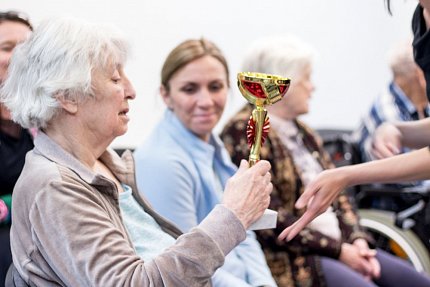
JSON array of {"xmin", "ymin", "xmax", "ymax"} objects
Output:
[{"xmin": 0, "ymin": 11, "xmax": 32, "ymax": 30}]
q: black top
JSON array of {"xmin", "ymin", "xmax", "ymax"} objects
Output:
[
  {"xmin": 412, "ymin": 4, "xmax": 430, "ymax": 100},
  {"xmin": 0, "ymin": 129, "xmax": 34, "ymax": 196}
]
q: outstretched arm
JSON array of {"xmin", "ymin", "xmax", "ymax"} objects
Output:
[
  {"xmin": 278, "ymin": 147, "xmax": 430, "ymax": 241},
  {"xmin": 371, "ymin": 118, "xmax": 430, "ymax": 159}
]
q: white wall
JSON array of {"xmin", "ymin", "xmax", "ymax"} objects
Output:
[{"xmin": 3, "ymin": 0, "xmax": 418, "ymax": 148}]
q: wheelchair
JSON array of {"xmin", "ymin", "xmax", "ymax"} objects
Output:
[{"xmin": 317, "ymin": 129, "xmax": 430, "ymax": 273}]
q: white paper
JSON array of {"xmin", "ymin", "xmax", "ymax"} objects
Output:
[{"xmin": 248, "ymin": 209, "xmax": 278, "ymax": 230}]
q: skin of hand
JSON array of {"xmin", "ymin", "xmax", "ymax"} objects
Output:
[
  {"xmin": 353, "ymin": 238, "xmax": 381, "ymax": 279},
  {"xmin": 222, "ymin": 160, "xmax": 273, "ymax": 229},
  {"xmin": 278, "ymin": 148, "xmax": 430, "ymax": 242},
  {"xmin": 371, "ymin": 122, "xmax": 402, "ymax": 159},
  {"xmin": 339, "ymin": 243, "xmax": 374, "ymax": 280},
  {"xmin": 278, "ymin": 168, "xmax": 347, "ymax": 241}
]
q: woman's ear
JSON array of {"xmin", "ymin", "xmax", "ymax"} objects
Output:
[
  {"xmin": 160, "ymin": 85, "xmax": 173, "ymax": 110},
  {"xmin": 56, "ymin": 92, "xmax": 78, "ymax": 114}
]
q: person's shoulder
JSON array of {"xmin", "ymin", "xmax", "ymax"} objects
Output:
[
  {"xmin": 221, "ymin": 106, "xmax": 252, "ymax": 139},
  {"xmin": 223, "ymin": 105, "xmax": 252, "ymax": 127},
  {"xmin": 134, "ymin": 136, "xmax": 189, "ymax": 163},
  {"xmin": 134, "ymin": 139, "xmax": 197, "ymax": 181},
  {"xmin": 13, "ymin": 150, "xmax": 83, "ymax": 210}
]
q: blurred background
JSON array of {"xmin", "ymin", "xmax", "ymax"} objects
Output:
[{"xmin": 2, "ymin": 0, "xmax": 418, "ymax": 148}]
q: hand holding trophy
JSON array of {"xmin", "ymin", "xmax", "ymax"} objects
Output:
[{"xmin": 237, "ymin": 72, "xmax": 291, "ymax": 230}]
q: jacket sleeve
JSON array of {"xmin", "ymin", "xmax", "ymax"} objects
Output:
[
  {"xmin": 29, "ymin": 180, "xmax": 246, "ymax": 287},
  {"xmin": 135, "ymin": 144, "xmax": 263, "ymax": 286},
  {"xmin": 333, "ymin": 193, "xmax": 370, "ymax": 244}
]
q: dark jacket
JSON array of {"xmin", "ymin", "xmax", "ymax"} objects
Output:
[{"xmin": 221, "ymin": 105, "xmax": 368, "ymax": 287}]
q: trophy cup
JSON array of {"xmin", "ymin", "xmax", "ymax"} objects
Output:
[{"xmin": 237, "ymin": 72, "xmax": 291, "ymax": 230}]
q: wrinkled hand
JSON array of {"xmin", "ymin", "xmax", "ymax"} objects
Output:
[
  {"xmin": 222, "ymin": 160, "xmax": 273, "ymax": 229},
  {"xmin": 278, "ymin": 168, "xmax": 347, "ymax": 241},
  {"xmin": 339, "ymin": 243, "xmax": 375, "ymax": 280},
  {"xmin": 353, "ymin": 238, "xmax": 381, "ymax": 279},
  {"xmin": 371, "ymin": 123, "xmax": 402, "ymax": 159}
]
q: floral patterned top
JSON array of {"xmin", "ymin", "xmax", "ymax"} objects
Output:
[{"xmin": 220, "ymin": 104, "xmax": 369, "ymax": 287}]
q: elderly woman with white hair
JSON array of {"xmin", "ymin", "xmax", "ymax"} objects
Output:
[
  {"xmin": 1, "ymin": 18, "xmax": 273, "ymax": 287},
  {"xmin": 221, "ymin": 35, "xmax": 430, "ymax": 287}
]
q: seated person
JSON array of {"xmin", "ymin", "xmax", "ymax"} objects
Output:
[
  {"xmin": 220, "ymin": 35, "xmax": 430, "ymax": 287},
  {"xmin": 353, "ymin": 40, "xmax": 430, "ymax": 209},
  {"xmin": 0, "ymin": 10, "xmax": 34, "ymax": 286},
  {"xmin": 354, "ymin": 40, "xmax": 429, "ymax": 166},
  {"xmin": 134, "ymin": 38, "xmax": 276, "ymax": 287},
  {"xmin": 1, "ymin": 18, "xmax": 273, "ymax": 286}
]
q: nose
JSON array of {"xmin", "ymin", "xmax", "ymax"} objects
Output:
[
  {"xmin": 197, "ymin": 88, "xmax": 214, "ymax": 108},
  {"xmin": 124, "ymin": 76, "xmax": 136, "ymax": 100},
  {"xmin": 308, "ymin": 81, "xmax": 315, "ymax": 94}
]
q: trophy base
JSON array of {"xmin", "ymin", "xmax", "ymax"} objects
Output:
[{"xmin": 248, "ymin": 209, "xmax": 277, "ymax": 230}]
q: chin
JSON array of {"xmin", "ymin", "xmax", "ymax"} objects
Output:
[{"xmin": 115, "ymin": 127, "xmax": 128, "ymax": 138}]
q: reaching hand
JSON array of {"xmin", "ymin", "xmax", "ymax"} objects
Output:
[
  {"xmin": 278, "ymin": 168, "xmax": 347, "ymax": 241},
  {"xmin": 371, "ymin": 122, "xmax": 402, "ymax": 159}
]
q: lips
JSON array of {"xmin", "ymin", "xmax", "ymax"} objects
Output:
[{"xmin": 119, "ymin": 108, "xmax": 129, "ymax": 115}]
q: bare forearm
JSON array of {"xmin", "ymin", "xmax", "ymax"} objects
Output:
[
  {"xmin": 343, "ymin": 148, "xmax": 430, "ymax": 186},
  {"xmin": 394, "ymin": 118, "xmax": 430, "ymax": 148}
]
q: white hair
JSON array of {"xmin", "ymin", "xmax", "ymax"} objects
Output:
[
  {"xmin": 241, "ymin": 35, "xmax": 316, "ymax": 80},
  {"xmin": 387, "ymin": 40, "xmax": 418, "ymax": 78},
  {"xmin": 0, "ymin": 17, "xmax": 130, "ymax": 129}
]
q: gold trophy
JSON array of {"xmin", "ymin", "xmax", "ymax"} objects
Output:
[
  {"xmin": 237, "ymin": 72, "xmax": 290, "ymax": 166},
  {"xmin": 237, "ymin": 72, "xmax": 291, "ymax": 230}
]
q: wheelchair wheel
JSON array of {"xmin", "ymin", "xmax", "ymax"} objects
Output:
[{"xmin": 358, "ymin": 209, "xmax": 430, "ymax": 273}]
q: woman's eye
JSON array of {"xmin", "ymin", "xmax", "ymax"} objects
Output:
[
  {"xmin": 112, "ymin": 78, "xmax": 121, "ymax": 84},
  {"xmin": 181, "ymin": 85, "xmax": 197, "ymax": 94},
  {"xmin": 0, "ymin": 45, "xmax": 15, "ymax": 53},
  {"xmin": 209, "ymin": 82, "xmax": 224, "ymax": 92}
]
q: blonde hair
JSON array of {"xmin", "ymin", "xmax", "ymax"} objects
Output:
[{"xmin": 161, "ymin": 38, "xmax": 229, "ymax": 90}]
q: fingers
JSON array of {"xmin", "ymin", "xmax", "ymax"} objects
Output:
[
  {"xmin": 235, "ymin": 159, "xmax": 249, "ymax": 175},
  {"xmin": 360, "ymin": 248, "xmax": 377, "ymax": 258},
  {"xmin": 369, "ymin": 257, "xmax": 381, "ymax": 279},
  {"xmin": 372, "ymin": 139, "xmax": 400, "ymax": 159},
  {"xmin": 263, "ymin": 171, "xmax": 271, "ymax": 186},
  {"xmin": 278, "ymin": 210, "xmax": 316, "ymax": 241},
  {"xmin": 295, "ymin": 186, "xmax": 316, "ymax": 209},
  {"xmin": 250, "ymin": 160, "xmax": 271, "ymax": 175},
  {"xmin": 372, "ymin": 143, "xmax": 392, "ymax": 159}
]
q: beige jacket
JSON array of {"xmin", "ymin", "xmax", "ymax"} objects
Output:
[{"xmin": 11, "ymin": 132, "xmax": 246, "ymax": 286}]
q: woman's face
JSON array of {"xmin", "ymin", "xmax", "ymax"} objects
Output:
[
  {"xmin": 0, "ymin": 20, "xmax": 31, "ymax": 120},
  {"xmin": 78, "ymin": 64, "xmax": 136, "ymax": 141},
  {"xmin": 280, "ymin": 64, "xmax": 314, "ymax": 119},
  {"xmin": 162, "ymin": 55, "xmax": 228, "ymax": 142}
]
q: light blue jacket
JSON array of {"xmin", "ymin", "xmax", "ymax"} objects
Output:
[{"xmin": 134, "ymin": 110, "xmax": 276, "ymax": 287}]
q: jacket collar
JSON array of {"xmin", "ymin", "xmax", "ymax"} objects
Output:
[
  {"xmin": 33, "ymin": 131, "xmax": 134, "ymax": 192},
  {"xmin": 161, "ymin": 110, "xmax": 235, "ymax": 170}
]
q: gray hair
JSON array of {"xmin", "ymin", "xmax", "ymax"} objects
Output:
[
  {"xmin": 387, "ymin": 40, "xmax": 417, "ymax": 78},
  {"xmin": 0, "ymin": 17, "xmax": 130, "ymax": 129},
  {"xmin": 241, "ymin": 35, "xmax": 316, "ymax": 80}
]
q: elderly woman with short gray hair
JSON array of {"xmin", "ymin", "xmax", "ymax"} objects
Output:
[
  {"xmin": 221, "ymin": 35, "xmax": 430, "ymax": 287},
  {"xmin": 1, "ymin": 17, "xmax": 273, "ymax": 287}
]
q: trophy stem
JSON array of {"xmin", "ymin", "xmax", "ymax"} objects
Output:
[{"xmin": 249, "ymin": 107, "xmax": 267, "ymax": 167}]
